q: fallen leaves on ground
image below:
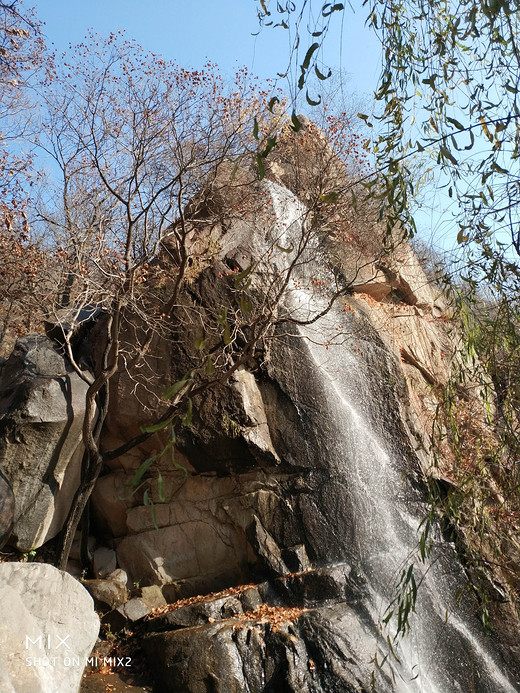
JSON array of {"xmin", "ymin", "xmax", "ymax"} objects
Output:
[
  {"xmin": 234, "ymin": 604, "xmax": 306, "ymax": 632},
  {"xmin": 147, "ymin": 582, "xmax": 257, "ymax": 619}
]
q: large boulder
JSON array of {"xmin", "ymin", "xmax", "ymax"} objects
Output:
[
  {"xmin": 1, "ymin": 136, "xmax": 516, "ymax": 691},
  {"xmin": 142, "ymin": 606, "xmax": 379, "ymax": 693},
  {"xmin": 0, "ymin": 562, "xmax": 99, "ymax": 693},
  {"xmin": 0, "ymin": 334, "xmax": 90, "ymax": 551},
  {"xmin": 88, "ymin": 178, "xmax": 519, "ymax": 690}
]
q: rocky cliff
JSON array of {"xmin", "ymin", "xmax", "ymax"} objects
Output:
[{"xmin": 0, "ymin": 119, "xmax": 519, "ymax": 693}]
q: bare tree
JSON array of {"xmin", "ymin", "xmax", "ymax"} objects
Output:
[
  {"xmin": 30, "ymin": 34, "xmax": 282, "ymax": 567},
  {"xmin": 0, "ymin": 1, "xmax": 51, "ymax": 353},
  {"xmin": 28, "ymin": 33, "xmax": 386, "ymax": 570}
]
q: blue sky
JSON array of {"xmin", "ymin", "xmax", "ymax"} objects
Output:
[
  {"xmin": 34, "ymin": 1, "xmax": 381, "ymax": 99},
  {"xmin": 32, "ymin": 1, "xmax": 453, "ymax": 247}
]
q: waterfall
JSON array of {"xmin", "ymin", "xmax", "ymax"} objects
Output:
[{"xmin": 265, "ymin": 180, "xmax": 518, "ymax": 693}]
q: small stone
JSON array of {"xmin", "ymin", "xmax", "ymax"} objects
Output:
[
  {"xmin": 103, "ymin": 597, "xmax": 151, "ymax": 633},
  {"xmin": 119, "ymin": 597, "xmax": 150, "ymax": 622},
  {"xmin": 139, "ymin": 585, "xmax": 167, "ymax": 610},
  {"xmin": 83, "ymin": 579, "xmax": 128, "ymax": 610},
  {"xmin": 239, "ymin": 587, "xmax": 262, "ymax": 612},
  {"xmin": 93, "ymin": 546, "xmax": 117, "ymax": 578},
  {"xmin": 106, "ymin": 568, "xmax": 128, "ymax": 586}
]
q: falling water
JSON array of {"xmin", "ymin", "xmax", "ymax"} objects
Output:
[{"xmin": 265, "ymin": 181, "xmax": 518, "ymax": 693}]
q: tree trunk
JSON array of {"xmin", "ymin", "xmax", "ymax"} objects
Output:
[
  {"xmin": 57, "ymin": 448, "xmax": 104, "ymax": 571},
  {"xmin": 57, "ymin": 349, "xmax": 112, "ymax": 570}
]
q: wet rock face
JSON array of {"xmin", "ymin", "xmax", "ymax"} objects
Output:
[
  {"xmin": 141, "ymin": 566, "xmax": 371, "ymax": 693},
  {"xmin": 144, "ymin": 617, "xmax": 354, "ymax": 693},
  {"xmin": 1, "ymin": 165, "xmax": 518, "ymax": 691},
  {"xmin": 0, "ymin": 334, "xmax": 90, "ymax": 551},
  {"xmin": 82, "ymin": 180, "xmax": 518, "ymax": 691}
]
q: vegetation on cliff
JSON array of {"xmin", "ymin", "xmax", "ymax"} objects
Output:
[
  {"xmin": 0, "ymin": 0, "xmax": 518, "ymax": 666},
  {"xmin": 0, "ymin": 4, "xmax": 380, "ymax": 574}
]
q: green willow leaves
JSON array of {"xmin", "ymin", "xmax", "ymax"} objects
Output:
[{"xmin": 367, "ymin": 0, "xmax": 520, "ymax": 274}]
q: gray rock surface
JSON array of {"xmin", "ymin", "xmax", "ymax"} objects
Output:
[
  {"xmin": 92, "ymin": 546, "xmax": 117, "ymax": 579},
  {"xmin": 103, "ymin": 597, "xmax": 151, "ymax": 632},
  {"xmin": 1, "ymin": 143, "xmax": 519, "ymax": 693},
  {"xmin": 131, "ymin": 179, "xmax": 519, "ymax": 691},
  {"xmin": 138, "ymin": 585, "xmax": 167, "ymax": 610},
  {"xmin": 0, "ymin": 467, "xmax": 14, "ymax": 549},
  {"xmin": 0, "ymin": 562, "xmax": 99, "ymax": 693},
  {"xmin": 106, "ymin": 568, "xmax": 128, "ymax": 586},
  {"xmin": 114, "ymin": 472, "xmax": 297, "ymax": 587},
  {"xmin": 141, "ymin": 569, "xmax": 372, "ymax": 693},
  {"xmin": 82, "ymin": 578, "xmax": 128, "ymax": 610},
  {"xmin": 143, "ymin": 607, "xmax": 374, "ymax": 693},
  {"xmin": 0, "ymin": 335, "xmax": 90, "ymax": 551}
]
